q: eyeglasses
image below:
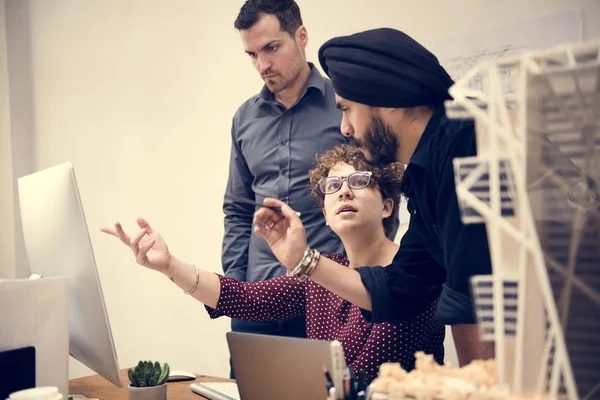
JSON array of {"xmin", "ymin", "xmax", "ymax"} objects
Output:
[{"xmin": 318, "ymin": 171, "xmax": 373, "ymax": 195}]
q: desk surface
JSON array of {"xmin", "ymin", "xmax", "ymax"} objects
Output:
[{"xmin": 69, "ymin": 369, "xmax": 232, "ymax": 400}]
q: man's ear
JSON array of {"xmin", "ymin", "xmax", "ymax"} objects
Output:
[
  {"xmin": 382, "ymin": 107, "xmax": 402, "ymax": 118},
  {"xmin": 296, "ymin": 25, "xmax": 308, "ymax": 48}
]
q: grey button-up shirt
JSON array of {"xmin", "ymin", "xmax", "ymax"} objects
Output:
[{"xmin": 222, "ymin": 64, "xmax": 347, "ymax": 282}]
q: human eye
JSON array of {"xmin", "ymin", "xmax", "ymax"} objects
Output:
[
  {"xmin": 326, "ymin": 178, "xmax": 342, "ymax": 193},
  {"xmin": 349, "ymin": 172, "xmax": 371, "ymax": 188}
]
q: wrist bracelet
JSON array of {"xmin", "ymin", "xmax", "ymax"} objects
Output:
[
  {"xmin": 303, "ymin": 249, "xmax": 321, "ymax": 277},
  {"xmin": 287, "ymin": 246, "xmax": 311, "ymax": 277},
  {"xmin": 170, "ymin": 264, "xmax": 199, "ymax": 295},
  {"xmin": 293, "ymin": 248, "xmax": 321, "ymax": 282},
  {"xmin": 184, "ymin": 264, "xmax": 200, "ymax": 295},
  {"xmin": 296, "ymin": 249, "xmax": 320, "ymax": 282}
]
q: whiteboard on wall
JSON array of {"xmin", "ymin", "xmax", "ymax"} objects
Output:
[
  {"xmin": 398, "ymin": 8, "xmax": 584, "ymax": 241},
  {"xmin": 430, "ymin": 8, "xmax": 583, "ymax": 92}
]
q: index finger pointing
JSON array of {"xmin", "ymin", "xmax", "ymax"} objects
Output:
[{"xmin": 100, "ymin": 227, "xmax": 118, "ymax": 237}]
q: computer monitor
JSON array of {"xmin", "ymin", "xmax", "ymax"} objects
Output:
[{"xmin": 17, "ymin": 162, "xmax": 122, "ymax": 387}]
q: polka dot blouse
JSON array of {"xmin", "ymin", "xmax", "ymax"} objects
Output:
[{"xmin": 205, "ymin": 253, "xmax": 445, "ymax": 380}]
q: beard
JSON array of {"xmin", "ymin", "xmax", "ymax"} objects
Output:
[
  {"xmin": 263, "ymin": 69, "xmax": 286, "ymax": 93},
  {"xmin": 350, "ymin": 115, "xmax": 400, "ymax": 165}
]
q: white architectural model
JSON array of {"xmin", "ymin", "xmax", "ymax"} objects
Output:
[{"xmin": 446, "ymin": 41, "xmax": 600, "ymax": 399}]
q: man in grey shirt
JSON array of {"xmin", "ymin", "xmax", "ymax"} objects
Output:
[{"xmin": 222, "ymin": 0, "xmax": 347, "ymax": 376}]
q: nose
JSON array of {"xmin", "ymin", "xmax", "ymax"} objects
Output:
[
  {"xmin": 340, "ymin": 115, "xmax": 354, "ymax": 138},
  {"xmin": 256, "ymin": 55, "xmax": 271, "ymax": 74},
  {"xmin": 337, "ymin": 180, "xmax": 355, "ymax": 199}
]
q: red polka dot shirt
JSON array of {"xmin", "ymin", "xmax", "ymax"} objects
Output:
[{"xmin": 205, "ymin": 253, "xmax": 445, "ymax": 379}]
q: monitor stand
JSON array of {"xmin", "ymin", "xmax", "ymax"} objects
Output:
[{"xmin": 30, "ymin": 275, "xmax": 93, "ymax": 400}]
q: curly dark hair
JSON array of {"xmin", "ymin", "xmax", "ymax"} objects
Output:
[
  {"xmin": 234, "ymin": 0, "xmax": 303, "ymax": 37},
  {"xmin": 309, "ymin": 144, "xmax": 404, "ymax": 237}
]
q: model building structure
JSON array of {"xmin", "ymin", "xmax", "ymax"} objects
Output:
[{"xmin": 447, "ymin": 41, "xmax": 600, "ymax": 399}]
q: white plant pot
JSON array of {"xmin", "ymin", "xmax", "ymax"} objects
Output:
[{"xmin": 128, "ymin": 383, "xmax": 167, "ymax": 400}]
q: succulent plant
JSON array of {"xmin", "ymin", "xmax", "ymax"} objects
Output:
[{"xmin": 128, "ymin": 361, "xmax": 170, "ymax": 387}]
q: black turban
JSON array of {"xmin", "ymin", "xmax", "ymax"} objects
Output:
[{"xmin": 318, "ymin": 28, "xmax": 454, "ymax": 108}]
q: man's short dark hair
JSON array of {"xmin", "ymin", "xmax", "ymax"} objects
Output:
[{"xmin": 234, "ymin": 0, "xmax": 303, "ymax": 37}]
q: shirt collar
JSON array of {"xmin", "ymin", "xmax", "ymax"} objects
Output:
[
  {"xmin": 256, "ymin": 62, "xmax": 326, "ymax": 104},
  {"xmin": 407, "ymin": 106, "xmax": 445, "ymax": 168}
]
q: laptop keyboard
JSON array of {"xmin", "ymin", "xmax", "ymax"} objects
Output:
[{"xmin": 190, "ymin": 382, "xmax": 241, "ymax": 400}]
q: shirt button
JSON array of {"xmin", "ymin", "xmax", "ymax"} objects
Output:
[{"xmin": 281, "ymin": 140, "xmax": 288, "ymax": 145}]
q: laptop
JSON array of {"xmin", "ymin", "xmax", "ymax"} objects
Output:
[{"xmin": 191, "ymin": 332, "xmax": 346, "ymax": 400}]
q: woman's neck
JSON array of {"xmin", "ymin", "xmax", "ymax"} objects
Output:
[{"xmin": 342, "ymin": 229, "xmax": 399, "ymax": 269}]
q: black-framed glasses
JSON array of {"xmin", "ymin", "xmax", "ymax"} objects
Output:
[{"xmin": 318, "ymin": 171, "xmax": 373, "ymax": 195}]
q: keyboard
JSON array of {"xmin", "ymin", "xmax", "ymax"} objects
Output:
[{"xmin": 190, "ymin": 382, "xmax": 241, "ymax": 400}]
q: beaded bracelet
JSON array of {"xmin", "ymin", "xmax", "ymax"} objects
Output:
[
  {"xmin": 296, "ymin": 249, "xmax": 320, "ymax": 282},
  {"xmin": 287, "ymin": 246, "xmax": 312, "ymax": 277},
  {"xmin": 287, "ymin": 246, "xmax": 321, "ymax": 282}
]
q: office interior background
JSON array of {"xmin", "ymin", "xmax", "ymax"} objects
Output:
[{"xmin": 1, "ymin": 0, "xmax": 599, "ymax": 380}]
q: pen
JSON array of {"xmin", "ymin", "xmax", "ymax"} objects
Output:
[
  {"xmin": 343, "ymin": 376, "xmax": 351, "ymax": 400},
  {"xmin": 349, "ymin": 371, "xmax": 357, "ymax": 400},
  {"xmin": 226, "ymin": 195, "xmax": 302, "ymax": 216},
  {"xmin": 357, "ymin": 370, "xmax": 366, "ymax": 393},
  {"xmin": 322, "ymin": 365, "xmax": 334, "ymax": 394}
]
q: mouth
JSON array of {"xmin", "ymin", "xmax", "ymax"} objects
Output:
[
  {"xmin": 263, "ymin": 74, "xmax": 277, "ymax": 79},
  {"xmin": 337, "ymin": 204, "xmax": 358, "ymax": 215},
  {"xmin": 349, "ymin": 137, "xmax": 369, "ymax": 151}
]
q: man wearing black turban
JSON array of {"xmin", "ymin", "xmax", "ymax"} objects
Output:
[{"xmin": 253, "ymin": 28, "xmax": 494, "ymax": 367}]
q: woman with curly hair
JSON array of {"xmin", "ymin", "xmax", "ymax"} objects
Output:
[{"xmin": 102, "ymin": 144, "xmax": 444, "ymax": 380}]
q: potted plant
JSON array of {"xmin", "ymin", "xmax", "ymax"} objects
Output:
[{"xmin": 127, "ymin": 361, "xmax": 170, "ymax": 400}]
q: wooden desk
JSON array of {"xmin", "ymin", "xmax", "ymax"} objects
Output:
[{"xmin": 69, "ymin": 369, "xmax": 232, "ymax": 400}]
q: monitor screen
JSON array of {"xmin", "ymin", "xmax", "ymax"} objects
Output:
[{"xmin": 18, "ymin": 162, "xmax": 122, "ymax": 387}]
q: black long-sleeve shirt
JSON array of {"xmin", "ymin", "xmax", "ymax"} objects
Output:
[
  {"xmin": 356, "ymin": 107, "xmax": 493, "ymax": 325},
  {"xmin": 207, "ymin": 253, "xmax": 445, "ymax": 380}
]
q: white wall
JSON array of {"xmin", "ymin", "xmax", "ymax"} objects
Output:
[
  {"xmin": 1, "ymin": 0, "xmax": 36, "ymax": 280},
  {"xmin": 0, "ymin": 0, "xmax": 14, "ymax": 280},
  {"xmin": 2, "ymin": 0, "xmax": 598, "ymax": 380}
]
